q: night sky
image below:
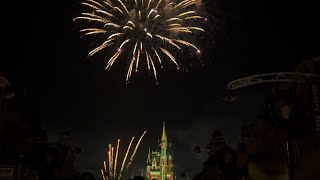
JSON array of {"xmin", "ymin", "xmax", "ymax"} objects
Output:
[{"xmin": 2, "ymin": 0, "xmax": 319, "ymax": 178}]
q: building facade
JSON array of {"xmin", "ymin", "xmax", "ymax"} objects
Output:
[{"xmin": 146, "ymin": 122, "xmax": 174, "ymax": 180}]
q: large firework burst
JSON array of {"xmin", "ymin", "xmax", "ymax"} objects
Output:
[{"xmin": 74, "ymin": 0, "xmax": 208, "ymax": 83}]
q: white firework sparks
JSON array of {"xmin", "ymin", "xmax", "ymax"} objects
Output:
[{"xmin": 74, "ymin": 0, "xmax": 208, "ymax": 83}]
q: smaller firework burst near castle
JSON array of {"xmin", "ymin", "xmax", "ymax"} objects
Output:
[
  {"xmin": 146, "ymin": 122, "xmax": 174, "ymax": 180},
  {"xmin": 101, "ymin": 131, "xmax": 146, "ymax": 180}
]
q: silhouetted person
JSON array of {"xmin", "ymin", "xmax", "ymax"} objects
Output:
[
  {"xmin": 78, "ymin": 172, "xmax": 96, "ymax": 180},
  {"xmin": 132, "ymin": 176, "xmax": 144, "ymax": 180},
  {"xmin": 194, "ymin": 146, "xmax": 202, "ymax": 153}
]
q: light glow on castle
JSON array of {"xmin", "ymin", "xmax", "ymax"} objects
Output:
[{"xmin": 146, "ymin": 122, "xmax": 174, "ymax": 180}]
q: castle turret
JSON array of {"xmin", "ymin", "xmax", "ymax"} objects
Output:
[
  {"xmin": 147, "ymin": 147, "xmax": 151, "ymax": 165},
  {"xmin": 146, "ymin": 147, "xmax": 151, "ymax": 179},
  {"xmin": 168, "ymin": 155, "xmax": 173, "ymax": 171}
]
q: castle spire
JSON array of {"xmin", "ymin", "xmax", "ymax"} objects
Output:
[
  {"xmin": 161, "ymin": 121, "xmax": 167, "ymax": 141},
  {"xmin": 147, "ymin": 147, "xmax": 151, "ymax": 164},
  {"xmin": 160, "ymin": 121, "xmax": 168, "ymax": 180}
]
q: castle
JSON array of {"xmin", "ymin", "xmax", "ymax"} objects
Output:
[{"xmin": 146, "ymin": 122, "xmax": 174, "ymax": 180}]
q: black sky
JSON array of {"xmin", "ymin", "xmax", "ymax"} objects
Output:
[{"xmin": 2, "ymin": 0, "xmax": 320, "ymax": 178}]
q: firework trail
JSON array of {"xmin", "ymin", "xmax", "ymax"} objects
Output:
[
  {"xmin": 114, "ymin": 139, "xmax": 120, "ymax": 178},
  {"xmin": 101, "ymin": 169, "xmax": 106, "ymax": 180},
  {"xmin": 127, "ymin": 131, "xmax": 147, "ymax": 168},
  {"xmin": 111, "ymin": 147, "xmax": 114, "ymax": 174},
  {"xmin": 75, "ymin": 0, "xmax": 209, "ymax": 82},
  {"xmin": 118, "ymin": 136, "xmax": 135, "ymax": 180},
  {"xmin": 101, "ymin": 131, "xmax": 147, "ymax": 180},
  {"xmin": 104, "ymin": 161, "xmax": 107, "ymax": 172},
  {"xmin": 108, "ymin": 145, "xmax": 112, "ymax": 177}
]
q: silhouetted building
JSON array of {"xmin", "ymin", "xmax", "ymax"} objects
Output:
[{"xmin": 194, "ymin": 130, "xmax": 237, "ymax": 180}]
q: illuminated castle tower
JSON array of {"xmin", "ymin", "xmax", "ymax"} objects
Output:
[{"xmin": 146, "ymin": 122, "xmax": 174, "ymax": 180}]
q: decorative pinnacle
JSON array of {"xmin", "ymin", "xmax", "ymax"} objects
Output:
[
  {"xmin": 147, "ymin": 147, "xmax": 151, "ymax": 163},
  {"xmin": 161, "ymin": 121, "xmax": 167, "ymax": 141}
]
